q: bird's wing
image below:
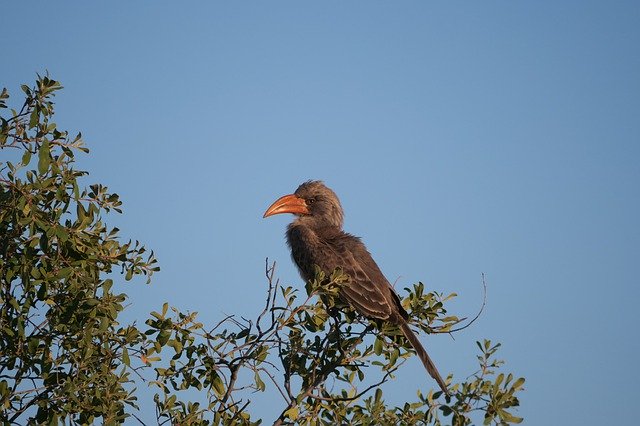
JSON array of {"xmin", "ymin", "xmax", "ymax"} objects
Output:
[
  {"xmin": 323, "ymin": 236, "xmax": 449, "ymax": 394},
  {"xmin": 321, "ymin": 235, "xmax": 397, "ymax": 321}
]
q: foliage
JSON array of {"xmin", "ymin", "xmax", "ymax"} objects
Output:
[
  {"xmin": 0, "ymin": 76, "xmax": 159, "ymax": 423},
  {"xmin": 0, "ymin": 76, "xmax": 524, "ymax": 425},
  {"xmin": 146, "ymin": 264, "xmax": 524, "ymax": 426}
]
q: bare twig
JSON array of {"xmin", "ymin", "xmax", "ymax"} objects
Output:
[
  {"xmin": 307, "ymin": 363, "xmax": 401, "ymax": 402},
  {"xmin": 448, "ymin": 273, "xmax": 488, "ymax": 333},
  {"xmin": 129, "ymin": 412, "xmax": 149, "ymax": 426},
  {"xmin": 257, "ymin": 259, "xmax": 277, "ymax": 335},
  {"xmin": 257, "ymin": 366, "xmax": 290, "ymax": 403},
  {"xmin": 229, "ymin": 399, "xmax": 252, "ymax": 423},
  {"xmin": 218, "ymin": 364, "xmax": 240, "ymax": 412}
]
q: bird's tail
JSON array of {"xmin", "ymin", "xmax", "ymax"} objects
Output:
[{"xmin": 399, "ymin": 320, "xmax": 449, "ymax": 396}]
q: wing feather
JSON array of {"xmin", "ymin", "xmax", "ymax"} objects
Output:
[{"xmin": 318, "ymin": 234, "xmax": 398, "ymax": 321}]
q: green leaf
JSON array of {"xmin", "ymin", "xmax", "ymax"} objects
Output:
[
  {"xmin": 254, "ymin": 371, "xmax": 266, "ymax": 391},
  {"xmin": 374, "ymin": 336, "xmax": 383, "ymax": 356},
  {"xmin": 122, "ymin": 347, "xmax": 130, "ymax": 366},
  {"xmin": 500, "ymin": 410, "xmax": 523, "ymax": 423},
  {"xmin": 167, "ymin": 339, "xmax": 183, "ymax": 354},
  {"xmin": 102, "ymin": 279, "xmax": 113, "ymax": 293},
  {"xmin": 255, "ymin": 345, "xmax": 268, "ymax": 363},
  {"xmin": 29, "ymin": 108, "xmax": 39, "ymax": 128},
  {"xmin": 38, "ymin": 140, "xmax": 50, "ymax": 174},
  {"xmin": 389, "ymin": 348, "xmax": 399, "ymax": 365},
  {"xmin": 212, "ymin": 374, "xmax": 225, "ymax": 397},
  {"xmin": 37, "ymin": 283, "xmax": 47, "ymax": 300},
  {"xmin": 55, "ymin": 268, "xmax": 72, "ymax": 279},
  {"xmin": 512, "ymin": 377, "xmax": 526, "ymax": 391},
  {"xmin": 21, "ymin": 149, "xmax": 32, "ymax": 166},
  {"xmin": 157, "ymin": 330, "xmax": 171, "ymax": 346},
  {"xmin": 284, "ymin": 406, "xmax": 299, "ymax": 421}
]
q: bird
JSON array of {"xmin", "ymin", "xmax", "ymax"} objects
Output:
[{"xmin": 263, "ymin": 180, "xmax": 449, "ymax": 395}]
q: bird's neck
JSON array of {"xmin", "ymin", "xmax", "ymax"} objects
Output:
[
  {"xmin": 286, "ymin": 220, "xmax": 347, "ymax": 284},
  {"xmin": 290, "ymin": 217, "xmax": 343, "ymax": 238}
]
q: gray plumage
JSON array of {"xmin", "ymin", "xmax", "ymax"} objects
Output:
[{"xmin": 278, "ymin": 180, "xmax": 449, "ymax": 395}]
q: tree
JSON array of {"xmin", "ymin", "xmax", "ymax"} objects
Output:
[
  {"xmin": 0, "ymin": 76, "xmax": 159, "ymax": 423},
  {"xmin": 1, "ymin": 76, "xmax": 524, "ymax": 425}
]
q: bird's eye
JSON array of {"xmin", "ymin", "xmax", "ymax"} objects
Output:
[{"xmin": 306, "ymin": 198, "xmax": 316, "ymax": 205}]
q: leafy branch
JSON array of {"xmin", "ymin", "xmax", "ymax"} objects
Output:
[{"xmin": 1, "ymin": 76, "xmax": 524, "ymax": 425}]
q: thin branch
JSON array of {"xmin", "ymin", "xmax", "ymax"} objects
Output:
[
  {"xmin": 256, "ymin": 259, "xmax": 277, "ymax": 335},
  {"xmin": 448, "ymin": 272, "xmax": 488, "ymax": 333},
  {"xmin": 8, "ymin": 389, "xmax": 49, "ymax": 422},
  {"xmin": 129, "ymin": 412, "xmax": 149, "ymax": 426},
  {"xmin": 257, "ymin": 366, "xmax": 290, "ymax": 403},
  {"xmin": 228, "ymin": 399, "xmax": 252, "ymax": 423},
  {"xmin": 307, "ymin": 363, "xmax": 401, "ymax": 403},
  {"xmin": 207, "ymin": 314, "xmax": 235, "ymax": 335},
  {"xmin": 217, "ymin": 364, "xmax": 240, "ymax": 412}
]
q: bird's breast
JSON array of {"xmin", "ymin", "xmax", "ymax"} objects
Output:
[{"xmin": 286, "ymin": 225, "xmax": 340, "ymax": 282}]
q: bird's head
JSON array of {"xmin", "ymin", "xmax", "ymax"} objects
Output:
[{"xmin": 263, "ymin": 180, "xmax": 344, "ymax": 228}]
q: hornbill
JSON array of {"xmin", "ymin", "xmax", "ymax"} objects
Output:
[{"xmin": 263, "ymin": 180, "xmax": 449, "ymax": 395}]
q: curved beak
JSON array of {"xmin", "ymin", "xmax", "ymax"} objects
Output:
[{"xmin": 263, "ymin": 194, "xmax": 309, "ymax": 218}]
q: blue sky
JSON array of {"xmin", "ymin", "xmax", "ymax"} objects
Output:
[{"xmin": 4, "ymin": 2, "xmax": 639, "ymax": 424}]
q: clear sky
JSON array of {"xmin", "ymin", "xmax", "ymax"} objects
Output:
[{"xmin": 4, "ymin": 2, "xmax": 639, "ymax": 424}]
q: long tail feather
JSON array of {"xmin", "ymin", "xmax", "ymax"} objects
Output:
[{"xmin": 399, "ymin": 320, "xmax": 449, "ymax": 396}]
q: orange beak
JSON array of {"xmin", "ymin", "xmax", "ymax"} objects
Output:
[{"xmin": 263, "ymin": 194, "xmax": 309, "ymax": 218}]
